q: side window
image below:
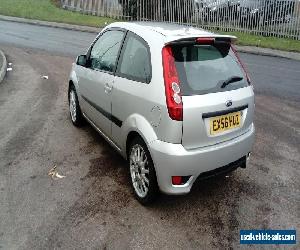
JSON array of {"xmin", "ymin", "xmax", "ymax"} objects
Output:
[
  {"xmin": 90, "ymin": 30, "xmax": 124, "ymax": 73},
  {"xmin": 118, "ymin": 33, "xmax": 151, "ymax": 83}
]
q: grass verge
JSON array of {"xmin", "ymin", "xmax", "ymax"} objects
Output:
[
  {"xmin": 0, "ymin": 0, "xmax": 115, "ymax": 27},
  {"xmin": 0, "ymin": 0, "xmax": 299, "ymax": 52},
  {"xmin": 222, "ymin": 31, "xmax": 300, "ymax": 53}
]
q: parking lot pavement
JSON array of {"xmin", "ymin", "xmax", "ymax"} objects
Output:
[{"xmin": 0, "ymin": 45, "xmax": 299, "ymax": 249}]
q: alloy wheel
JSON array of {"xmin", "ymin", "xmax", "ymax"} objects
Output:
[
  {"xmin": 69, "ymin": 90, "xmax": 77, "ymax": 122},
  {"xmin": 129, "ymin": 144, "xmax": 150, "ymax": 198}
]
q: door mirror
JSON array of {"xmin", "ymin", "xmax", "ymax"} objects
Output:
[{"xmin": 76, "ymin": 55, "xmax": 87, "ymax": 67}]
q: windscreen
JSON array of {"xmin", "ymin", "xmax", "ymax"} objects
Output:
[{"xmin": 171, "ymin": 43, "xmax": 248, "ymax": 96}]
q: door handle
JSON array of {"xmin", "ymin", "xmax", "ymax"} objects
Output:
[{"xmin": 104, "ymin": 83, "xmax": 113, "ymax": 93}]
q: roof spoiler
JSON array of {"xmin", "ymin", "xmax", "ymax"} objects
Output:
[{"xmin": 166, "ymin": 35, "xmax": 237, "ymax": 46}]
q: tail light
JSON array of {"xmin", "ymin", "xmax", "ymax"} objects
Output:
[
  {"xmin": 231, "ymin": 45, "xmax": 251, "ymax": 85},
  {"xmin": 162, "ymin": 46, "xmax": 183, "ymax": 121}
]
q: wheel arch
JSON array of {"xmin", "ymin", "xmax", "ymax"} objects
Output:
[
  {"xmin": 123, "ymin": 114, "xmax": 158, "ymax": 160},
  {"xmin": 126, "ymin": 131, "xmax": 142, "ymax": 158},
  {"xmin": 69, "ymin": 69, "xmax": 80, "ymax": 94}
]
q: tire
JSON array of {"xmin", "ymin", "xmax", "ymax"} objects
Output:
[
  {"xmin": 68, "ymin": 85, "xmax": 84, "ymax": 127},
  {"xmin": 128, "ymin": 136, "xmax": 159, "ymax": 205}
]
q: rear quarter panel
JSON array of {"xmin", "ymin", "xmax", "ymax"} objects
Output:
[{"xmin": 111, "ymin": 36, "xmax": 183, "ymax": 153}]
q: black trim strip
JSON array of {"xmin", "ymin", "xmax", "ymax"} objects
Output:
[
  {"xmin": 111, "ymin": 115, "xmax": 122, "ymax": 128},
  {"xmin": 81, "ymin": 95, "xmax": 122, "ymax": 127},
  {"xmin": 196, "ymin": 156, "xmax": 246, "ymax": 181},
  {"xmin": 202, "ymin": 105, "xmax": 248, "ymax": 119}
]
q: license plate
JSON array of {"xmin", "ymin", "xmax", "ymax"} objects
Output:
[{"xmin": 210, "ymin": 111, "xmax": 241, "ymax": 135}]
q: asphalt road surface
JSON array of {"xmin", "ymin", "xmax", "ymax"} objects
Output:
[{"xmin": 0, "ymin": 20, "xmax": 299, "ymax": 249}]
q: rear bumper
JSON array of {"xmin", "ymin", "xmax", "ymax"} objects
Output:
[{"xmin": 148, "ymin": 123, "xmax": 255, "ymax": 195}]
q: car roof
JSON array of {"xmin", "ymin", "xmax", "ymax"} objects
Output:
[{"xmin": 105, "ymin": 21, "xmax": 236, "ymax": 45}]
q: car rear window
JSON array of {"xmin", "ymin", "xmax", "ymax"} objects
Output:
[{"xmin": 171, "ymin": 44, "xmax": 248, "ymax": 96}]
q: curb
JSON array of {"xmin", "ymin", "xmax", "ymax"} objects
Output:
[
  {"xmin": 0, "ymin": 49, "xmax": 7, "ymax": 84},
  {"xmin": 236, "ymin": 45, "xmax": 300, "ymax": 61},
  {"xmin": 0, "ymin": 15, "xmax": 299, "ymax": 61}
]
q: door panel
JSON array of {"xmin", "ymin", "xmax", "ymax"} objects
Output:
[
  {"xmin": 76, "ymin": 29, "xmax": 125, "ymax": 137},
  {"xmin": 80, "ymin": 69, "xmax": 115, "ymax": 137}
]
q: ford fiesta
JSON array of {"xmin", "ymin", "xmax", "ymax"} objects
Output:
[{"xmin": 68, "ymin": 22, "xmax": 255, "ymax": 205}]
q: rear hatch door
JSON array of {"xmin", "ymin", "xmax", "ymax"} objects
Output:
[{"xmin": 171, "ymin": 39, "xmax": 254, "ymax": 149}]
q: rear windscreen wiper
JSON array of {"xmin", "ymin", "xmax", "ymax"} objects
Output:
[{"xmin": 220, "ymin": 76, "xmax": 243, "ymax": 89}]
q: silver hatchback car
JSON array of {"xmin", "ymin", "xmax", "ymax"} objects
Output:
[{"xmin": 68, "ymin": 22, "xmax": 255, "ymax": 204}]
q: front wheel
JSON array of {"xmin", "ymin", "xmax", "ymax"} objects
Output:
[
  {"xmin": 128, "ymin": 137, "xmax": 159, "ymax": 205},
  {"xmin": 68, "ymin": 85, "xmax": 84, "ymax": 127}
]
